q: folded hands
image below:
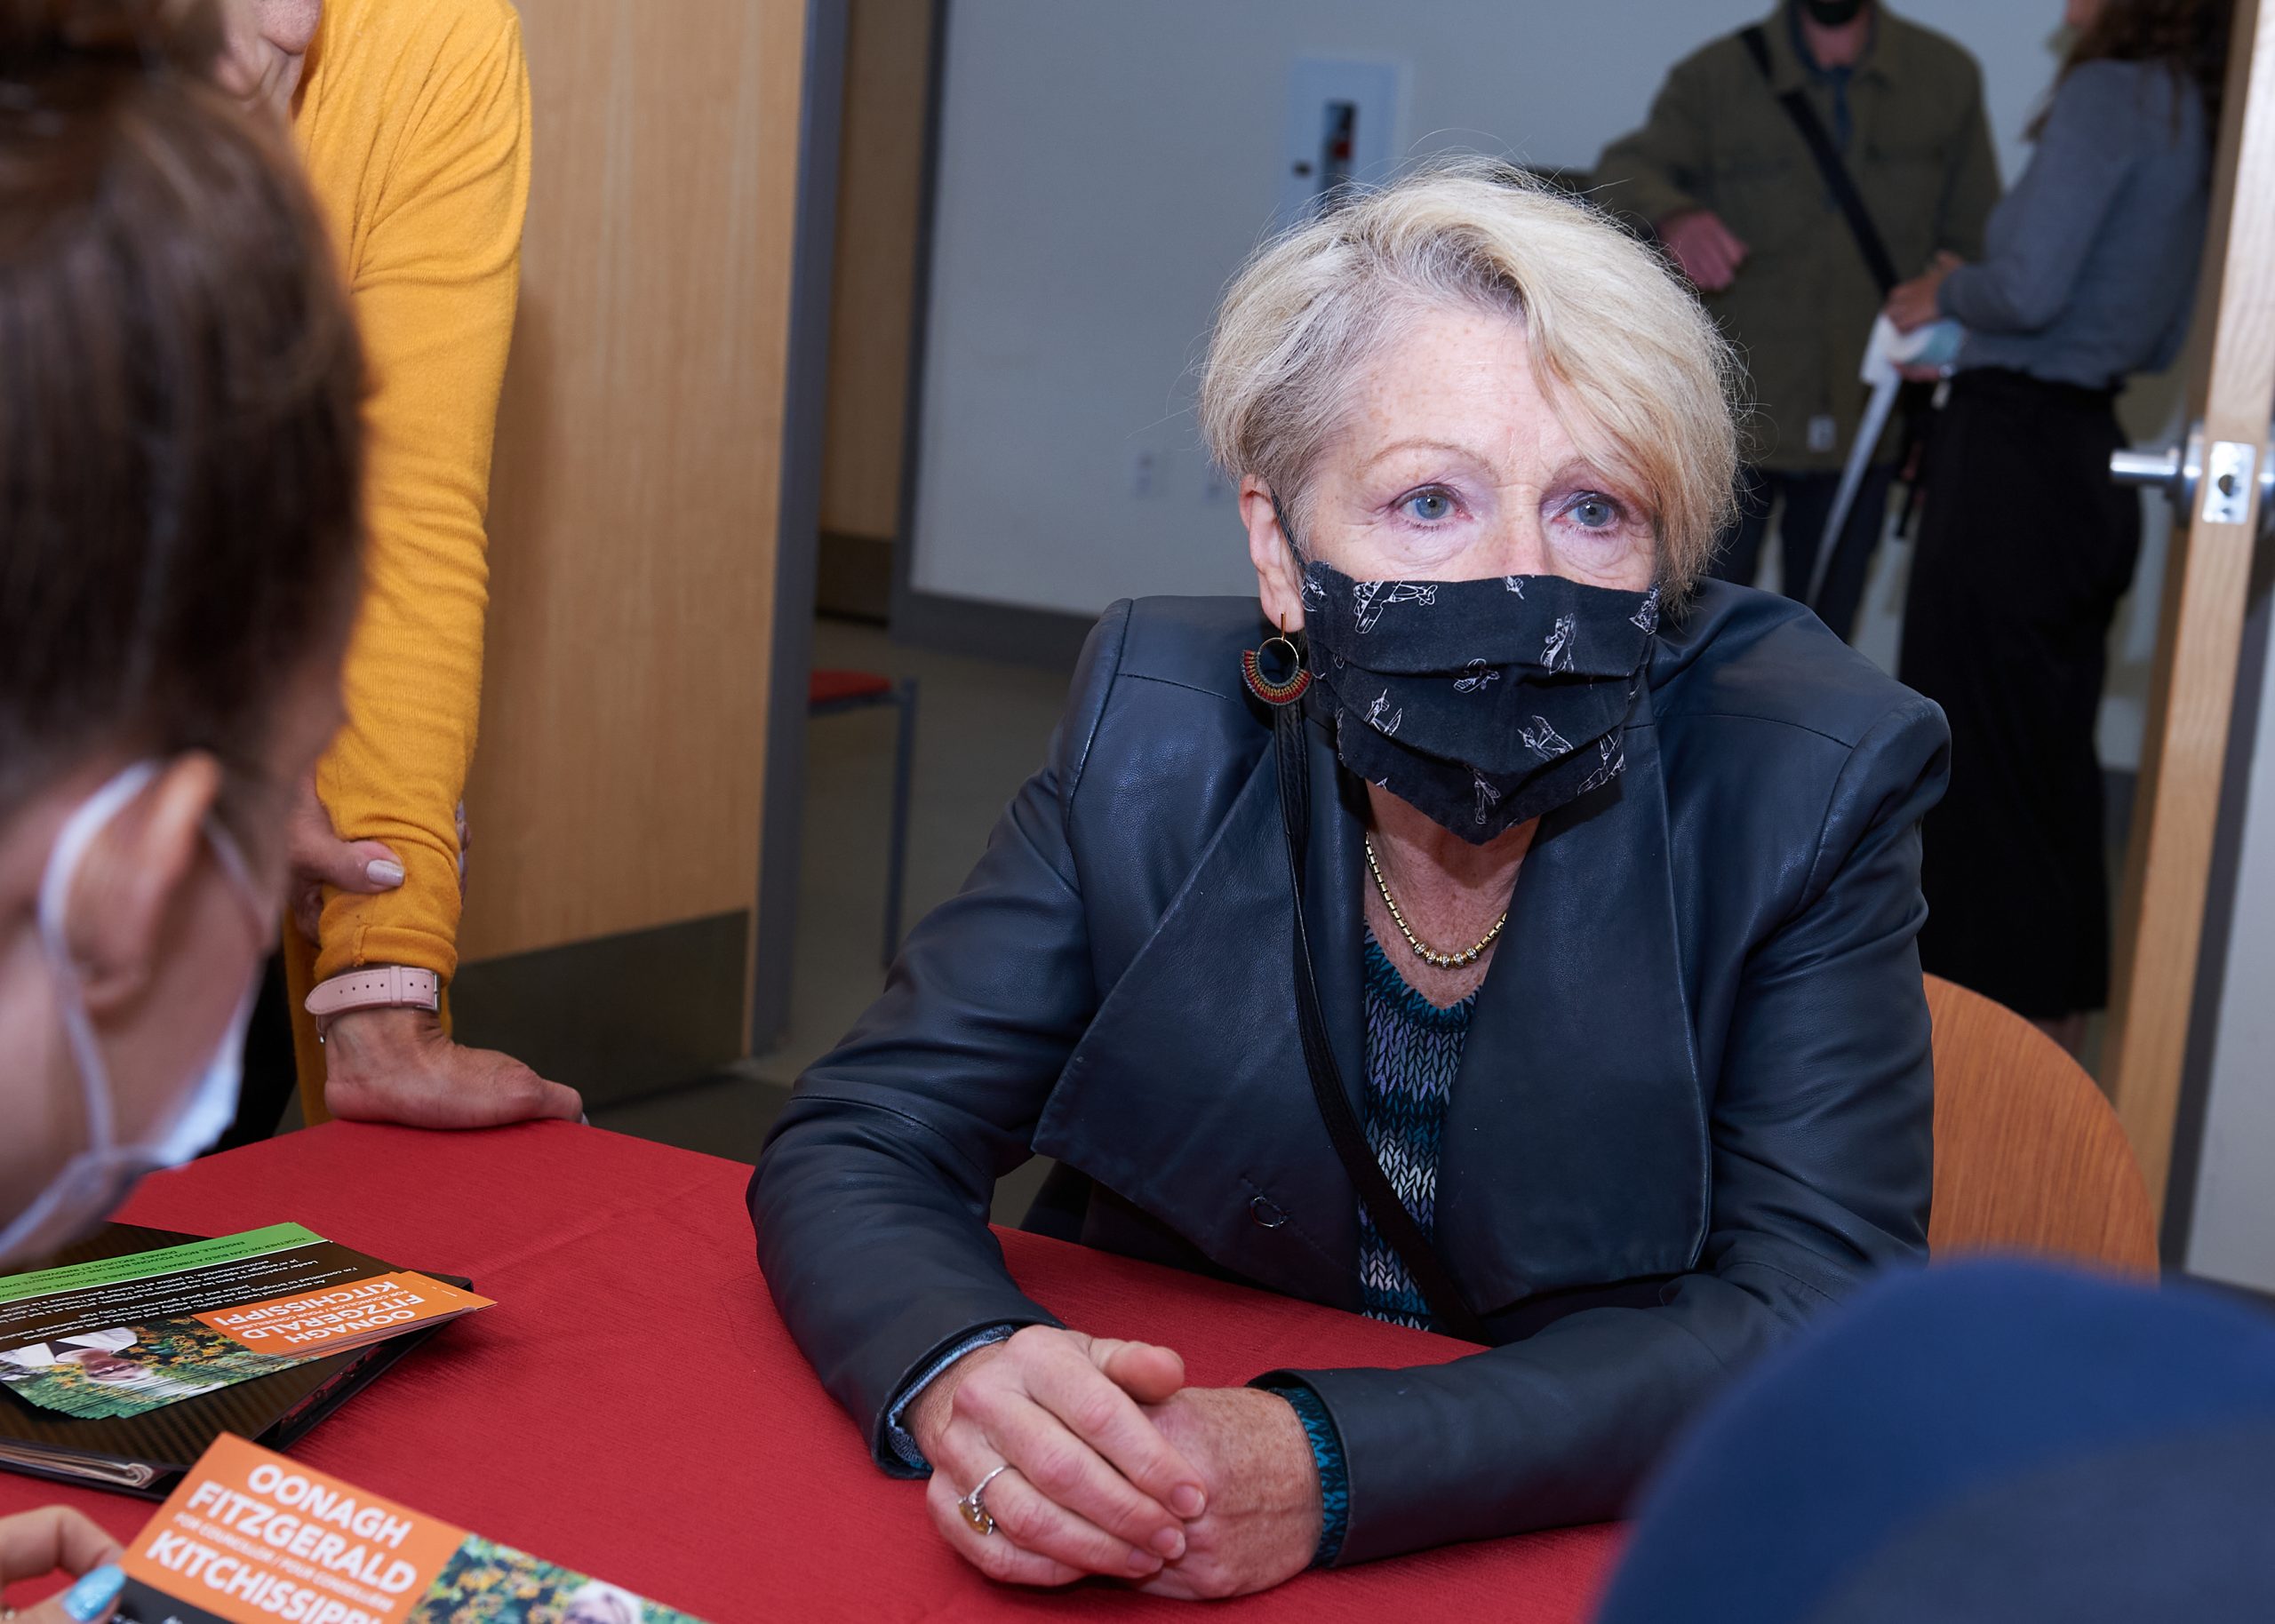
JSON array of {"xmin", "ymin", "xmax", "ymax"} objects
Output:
[{"xmin": 909, "ymin": 1326, "xmax": 1320, "ymax": 1599}]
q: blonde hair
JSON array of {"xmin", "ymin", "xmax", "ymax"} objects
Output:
[{"xmin": 1198, "ymin": 161, "xmax": 1739, "ymax": 593}]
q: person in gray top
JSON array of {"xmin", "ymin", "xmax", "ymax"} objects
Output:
[{"xmin": 1885, "ymin": 0, "xmax": 2229, "ymax": 1053}]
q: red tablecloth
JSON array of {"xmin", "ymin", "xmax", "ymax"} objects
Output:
[{"xmin": 0, "ymin": 1122, "xmax": 1618, "ymax": 1620}]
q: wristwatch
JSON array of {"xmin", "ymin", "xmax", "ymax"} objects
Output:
[{"xmin": 304, "ymin": 965, "xmax": 441, "ymax": 1040}]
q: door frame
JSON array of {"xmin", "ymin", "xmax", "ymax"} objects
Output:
[
  {"xmin": 2105, "ymin": 0, "xmax": 2275, "ymax": 1240},
  {"xmin": 751, "ymin": 0, "xmax": 851, "ymax": 1051}
]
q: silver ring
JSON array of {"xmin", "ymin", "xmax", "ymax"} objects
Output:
[{"xmin": 957, "ymin": 1463, "xmax": 1013, "ymax": 1536}]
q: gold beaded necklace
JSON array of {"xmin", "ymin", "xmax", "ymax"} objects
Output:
[{"xmin": 1363, "ymin": 836, "xmax": 1508, "ymax": 971}]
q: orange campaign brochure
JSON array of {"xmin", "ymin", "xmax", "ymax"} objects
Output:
[
  {"xmin": 0, "ymin": 1225, "xmax": 491, "ymax": 1421},
  {"xmin": 119, "ymin": 1435, "xmax": 713, "ymax": 1624}
]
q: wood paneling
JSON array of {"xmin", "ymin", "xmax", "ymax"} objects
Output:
[
  {"xmin": 461, "ymin": 0, "xmax": 809, "ymax": 961},
  {"xmin": 2107, "ymin": 0, "xmax": 2275, "ymax": 1220},
  {"xmin": 818, "ymin": 0, "xmax": 932, "ymax": 540},
  {"xmin": 1927, "ymin": 977, "xmax": 2159, "ymax": 1275}
]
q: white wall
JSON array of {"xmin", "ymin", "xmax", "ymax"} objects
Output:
[{"xmin": 909, "ymin": 0, "xmax": 2183, "ymax": 763}]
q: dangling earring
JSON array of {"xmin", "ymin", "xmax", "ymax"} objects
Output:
[{"xmin": 1242, "ymin": 616, "xmax": 1313, "ymax": 706}]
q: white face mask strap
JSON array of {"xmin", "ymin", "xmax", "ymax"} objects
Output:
[
  {"xmin": 201, "ymin": 817, "xmax": 273, "ymax": 943},
  {"xmin": 35, "ymin": 760, "xmax": 164, "ymax": 1155}
]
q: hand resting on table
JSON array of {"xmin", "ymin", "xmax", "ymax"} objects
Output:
[{"xmin": 910, "ymin": 1325, "xmax": 1320, "ymax": 1598}]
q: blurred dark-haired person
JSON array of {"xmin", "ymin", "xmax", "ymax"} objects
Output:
[
  {"xmin": 1597, "ymin": 1262, "xmax": 2275, "ymax": 1623},
  {"xmin": 1594, "ymin": 0, "xmax": 1999, "ymax": 641},
  {"xmin": 0, "ymin": 0, "xmax": 363, "ymax": 1614},
  {"xmin": 1887, "ymin": 0, "xmax": 2227, "ymax": 1055},
  {"xmin": 206, "ymin": 0, "xmax": 579, "ymax": 1142}
]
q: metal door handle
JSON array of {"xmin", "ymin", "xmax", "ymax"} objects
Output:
[{"xmin": 2111, "ymin": 421, "xmax": 2272, "ymax": 532}]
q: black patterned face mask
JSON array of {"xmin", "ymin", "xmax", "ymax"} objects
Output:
[{"xmin": 1298, "ymin": 559, "xmax": 1662, "ymax": 843}]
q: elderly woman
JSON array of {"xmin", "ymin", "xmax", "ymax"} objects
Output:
[{"xmin": 751, "ymin": 164, "xmax": 1948, "ymax": 1597}]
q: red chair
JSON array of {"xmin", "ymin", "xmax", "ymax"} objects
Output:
[{"xmin": 809, "ymin": 670, "xmax": 919, "ymax": 966}]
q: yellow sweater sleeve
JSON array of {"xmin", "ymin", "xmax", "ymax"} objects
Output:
[{"xmin": 297, "ymin": 0, "xmax": 531, "ymax": 985}]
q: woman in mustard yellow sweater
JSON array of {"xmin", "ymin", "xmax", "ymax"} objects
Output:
[{"xmin": 218, "ymin": 0, "xmax": 580, "ymax": 1130}]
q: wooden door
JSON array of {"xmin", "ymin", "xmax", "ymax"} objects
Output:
[
  {"xmin": 2105, "ymin": 0, "xmax": 2275, "ymax": 1223},
  {"xmin": 451, "ymin": 0, "xmax": 820, "ymax": 1086}
]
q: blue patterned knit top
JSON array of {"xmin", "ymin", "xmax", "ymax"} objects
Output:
[
  {"xmin": 1358, "ymin": 928, "xmax": 1475, "ymax": 1329},
  {"xmin": 1261, "ymin": 931, "xmax": 1478, "ymax": 1570}
]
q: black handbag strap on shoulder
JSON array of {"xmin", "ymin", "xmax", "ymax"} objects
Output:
[
  {"xmin": 1269, "ymin": 701, "xmax": 1492, "ymax": 1345},
  {"xmin": 1739, "ymin": 24, "xmax": 1899, "ymax": 296}
]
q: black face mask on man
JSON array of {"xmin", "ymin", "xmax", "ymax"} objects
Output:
[{"xmin": 1279, "ymin": 506, "xmax": 1662, "ymax": 843}]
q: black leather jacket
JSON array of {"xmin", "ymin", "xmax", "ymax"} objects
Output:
[{"xmin": 751, "ymin": 583, "xmax": 1949, "ymax": 1564}]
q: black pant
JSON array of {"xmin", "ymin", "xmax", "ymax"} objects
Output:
[
  {"xmin": 1899, "ymin": 369, "xmax": 2138, "ymax": 1018},
  {"xmin": 1711, "ymin": 463, "xmax": 1896, "ymax": 643}
]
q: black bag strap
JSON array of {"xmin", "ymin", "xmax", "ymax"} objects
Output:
[
  {"xmin": 1269, "ymin": 701, "xmax": 1492, "ymax": 1344},
  {"xmin": 1739, "ymin": 24, "xmax": 1900, "ymax": 295}
]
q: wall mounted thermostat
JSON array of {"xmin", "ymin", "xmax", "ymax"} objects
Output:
[{"xmin": 1278, "ymin": 57, "xmax": 1406, "ymax": 228}]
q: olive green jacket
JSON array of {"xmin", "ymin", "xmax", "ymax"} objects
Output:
[{"xmin": 1593, "ymin": 7, "xmax": 2000, "ymax": 470}]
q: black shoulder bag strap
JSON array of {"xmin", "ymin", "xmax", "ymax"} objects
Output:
[
  {"xmin": 1270, "ymin": 701, "xmax": 1492, "ymax": 1344},
  {"xmin": 1739, "ymin": 24, "xmax": 1936, "ymax": 537},
  {"xmin": 1738, "ymin": 24, "xmax": 1898, "ymax": 295}
]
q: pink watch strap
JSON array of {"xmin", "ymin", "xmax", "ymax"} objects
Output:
[{"xmin": 304, "ymin": 966, "xmax": 441, "ymax": 1034}]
